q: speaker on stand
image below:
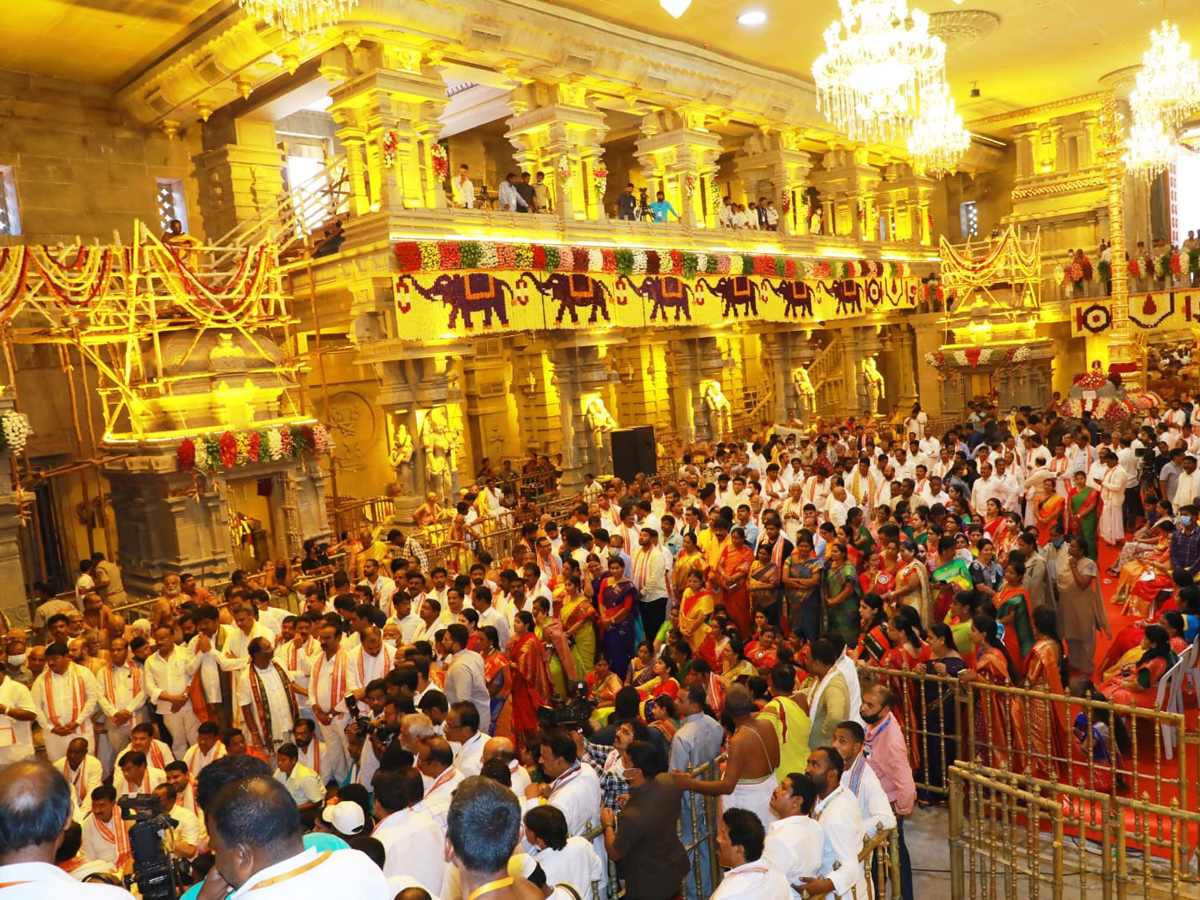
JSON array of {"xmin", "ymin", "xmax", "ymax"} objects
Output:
[{"xmin": 609, "ymin": 426, "xmax": 657, "ymax": 482}]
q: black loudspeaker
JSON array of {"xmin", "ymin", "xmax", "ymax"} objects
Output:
[{"xmin": 610, "ymin": 426, "xmax": 657, "ymax": 481}]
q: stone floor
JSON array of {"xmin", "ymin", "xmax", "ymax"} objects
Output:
[{"xmin": 905, "ymin": 804, "xmax": 955, "ymax": 895}]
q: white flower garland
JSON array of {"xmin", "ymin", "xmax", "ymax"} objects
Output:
[
  {"xmin": 588, "ymin": 249, "xmax": 604, "ymax": 272},
  {"xmin": 478, "ymin": 243, "xmax": 498, "ymax": 269},
  {"xmin": 631, "ymin": 249, "xmax": 648, "ymax": 275},
  {"xmin": 0, "ymin": 411, "xmax": 31, "ymax": 455},
  {"xmin": 266, "ymin": 429, "xmax": 284, "ymax": 461}
]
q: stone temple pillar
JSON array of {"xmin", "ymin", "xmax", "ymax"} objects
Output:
[
  {"xmin": 192, "ymin": 113, "xmax": 286, "ymax": 240},
  {"xmin": 550, "ymin": 339, "xmax": 623, "ymax": 491},
  {"xmin": 673, "ymin": 333, "xmax": 728, "ymax": 442},
  {"xmin": 0, "ymin": 395, "xmax": 30, "ymax": 626}
]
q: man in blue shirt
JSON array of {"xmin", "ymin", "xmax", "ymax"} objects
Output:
[{"xmin": 650, "ymin": 191, "xmax": 679, "ymax": 223}]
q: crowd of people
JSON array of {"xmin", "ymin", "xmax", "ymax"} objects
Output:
[{"xmin": 4, "ymin": 388, "xmax": 1197, "ymax": 900}]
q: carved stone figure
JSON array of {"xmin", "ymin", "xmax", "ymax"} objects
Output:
[
  {"xmin": 421, "ymin": 407, "xmax": 456, "ymax": 504},
  {"xmin": 862, "ymin": 357, "xmax": 884, "ymax": 416},
  {"xmin": 793, "ymin": 366, "xmax": 816, "ymax": 426},
  {"xmin": 704, "ymin": 380, "xmax": 733, "ymax": 439},
  {"xmin": 389, "ymin": 418, "xmax": 415, "ymax": 491}
]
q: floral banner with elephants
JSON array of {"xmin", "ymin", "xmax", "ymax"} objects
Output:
[
  {"xmin": 391, "ymin": 240, "xmax": 922, "ymax": 341},
  {"xmin": 1071, "ymin": 289, "xmax": 1200, "ymax": 336}
]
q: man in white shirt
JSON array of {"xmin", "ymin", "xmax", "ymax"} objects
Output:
[
  {"xmin": 632, "ymin": 527, "xmax": 672, "ymax": 642},
  {"xmin": 183, "ymin": 721, "xmax": 228, "ymax": 778},
  {"xmin": 498, "ymin": 173, "xmax": 528, "ymax": 212},
  {"xmin": 251, "ymin": 591, "xmax": 288, "ymax": 640},
  {"xmin": 441, "ymin": 624, "xmax": 491, "ymax": 733},
  {"xmin": 992, "ymin": 458, "xmax": 1022, "ymax": 514},
  {"xmin": 152, "ymin": 782, "xmax": 203, "ymax": 858},
  {"xmin": 273, "ymin": 743, "xmax": 326, "ymax": 818},
  {"xmin": 522, "ymin": 730, "xmax": 602, "ymax": 838},
  {"xmin": 206, "ymin": 774, "xmax": 392, "ymax": 900},
  {"xmin": 472, "ymin": 587, "xmax": 511, "ymax": 650},
  {"xmin": 764, "ymin": 774, "xmax": 824, "ymax": 898},
  {"xmin": 832, "ymin": 722, "xmax": 896, "ymax": 836},
  {"xmin": 142, "ymin": 625, "xmax": 199, "ymax": 758},
  {"xmin": 186, "ymin": 606, "xmax": 246, "ymax": 736},
  {"xmin": 32, "ymin": 642, "xmax": 100, "ymax": 762},
  {"xmin": 391, "ymin": 594, "xmax": 422, "ymax": 645},
  {"xmin": 239, "ymin": 637, "xmax": 297, "ymax": 755},
  {"xmin": 94, "ymin": 637, "xmax": 146, "ymax": 777},
  {"xmin": 289, "ymin": 717, "xmax": 333, "ymax": 784},
  {"xmin": 799, "ymin": 747, "xmax": 866, "ymax": 900},
  {"xmin": 164, "ymin": 762, "xmax": 201, "ymax": 818},
  {"xmin": 446, "ymin": 700, "xmax": 487, "ymax": 777},
  {"xmin": 359, "ymin": 559, "xmax": 397, "ymax": 616},
  {"xmin": 0, "ymin": 662, "xmax": 38, "ymax": 767},
  {"xmin": 823, "ymin": 485, "xmax": 849, "ymax": 530},
  {"xmin": 297, "ymin": 621, "xmax": 360, "ymax": 782},
  {"xmin": 80, "ymin": 784, "xmax": 131, "ymax": 872},
  {"xmin": 1175, "ymin": 454, "xmax": 1200, "ymax": 509},
  {"xmin": 54, "ymin": 737, "xmax": 103, "ymax": 822},
  {"xmin": 226, "ymin": 604, "xmax": 275, "ymax": 660},
  {"xmin": 113, "ymin": 749, "xmax": 167, "ymax": 797},
  {"xmin": 371, "ymin": 767, "xmax": 447, "ymax": 891},
  {"xmin": 128, "ymin": 722, "xmax": 174, "ymax": 770},
  {"xmin": 711, "ymin": 808, "xmax": 791, "ymax": 900},
  {"xmin": 349, "ymin": 627, "xmax": 395, "ymax": 696},
  {"xmin": 452, "ymin": 164, "xmax": 476, "ymax": 209},
  {"xmin": 414, "ymin": 736, "xmax": 466, "ymax": 832},
  {"xmin": 524, "ymin": 804, "xmax": 605, "ymax": 895},
  {"xmin": 970, "ymin": 461, "xmax": 1001, "ymax": 518},
  {"xmin": 483, "ymin": 736, "xmax": 532, "ymax": 796}
]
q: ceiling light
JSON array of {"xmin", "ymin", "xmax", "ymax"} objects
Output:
[
  {"xmin": 660, "ymin": 0, "xmax": 691, "ymax": 18},
  {"xmin": 970, "ymin": 82, "xmax": 980, "ymax": 98},
  {"xmin": 239, "ymin": 0, "xmax": 358, "ymax": 35},
  {"xmin": 812, "ymin": 0, "xmax": 947, "ymax": 145},
  {"xmin": 738, "ymin": 10, "xmax": 768, "ymax": 25},
  {"xmin": 907, "ymin": 81, "xmax": 971, "ymax": 177},
  {"xmin": 1131, "ymin": 20, "xmax": 1200, "ymax": 133},
  {"xmin": 1123, "ymin": 112, "xmax": 1176, "ymax": 181}
]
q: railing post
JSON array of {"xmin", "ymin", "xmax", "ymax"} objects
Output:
[{"xmin": 949, "ymin": 767, "xmax": 965, "ymax": 900}]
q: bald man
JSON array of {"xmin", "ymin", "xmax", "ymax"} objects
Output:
[{"xmin": 483, "ymin": 736, "xmax": 531, "ymax": 796}]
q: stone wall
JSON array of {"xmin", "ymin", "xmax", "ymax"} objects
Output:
[{"xmin": 0, "ymin": 71, "xmax": 202, "ymax": 243}]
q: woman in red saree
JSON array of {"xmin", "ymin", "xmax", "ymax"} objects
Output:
[
  {"xmin": 507, "ymin": 609, "xmax": 553, "ymax": 744},
  {"xmin": 960, "ymin": 614, "xmax": 1020, "ymax": 769},
  {"xmin": 1099, "ymin": 624, "xmax": 1175, "ymax": 706},
  {"xmin": 1033, "ymin": 480, "xmax": 1067, "ymax": 547},
  {"xmin": 981, "ymin": 498, "xmax": 1006, "ymax": 541},
  {"xmin": 878, "ymin": 607, "xmax": 931, "ymax": 769},
  {"xmin": 1012, "ymin": 607, "xmax": 1069, "ymax": 781},
  {"xmin": 712, "ymin": 526, "xmax": 755, "ymax": 637}
]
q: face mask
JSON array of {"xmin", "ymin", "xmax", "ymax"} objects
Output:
[
  {"xmin": 1051, "ymin": 539, "xmax": 1064, "ymax": 548},
  {"xmin": 7, "ymin": 654, "xmax": 25, "ymax": 666},
  {"xmin": 384, "ymin": 638, "xmax": 398, "ymax": 649},
  {"xmin": 861, "ymin": 710, "xmax": 883, "ymax": 725},
  {"xmin": 1182, "ymin": 516, "xmax": 1193, "ymax": 527}
]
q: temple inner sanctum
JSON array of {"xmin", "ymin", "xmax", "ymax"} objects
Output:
[{"xmin": 0, "ymin": 0, "xmax": 1198, "ymax": 898}]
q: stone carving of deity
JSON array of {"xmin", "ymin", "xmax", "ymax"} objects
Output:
[
  {"xmin": 421, "ymin": 407, "xmax": 456, "ymax": 504},
  {"xmin": 793, "ymin": 366, "xmax": 816, "ymax": 426},
  {"xmin": 862, "ymin": 357, "xmax": 884, "ymax": 417},
  {"xmin": 388, "ymin": 418, "xmax": 415, "ymax": 492},
  {"xmin": 704, "ymin": 380, "xmax": 733, "ymax": 439}
]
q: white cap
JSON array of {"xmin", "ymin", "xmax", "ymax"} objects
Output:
[{"xmin": 321, "ymin": 801, "xmax": 365, "ymax": 835}]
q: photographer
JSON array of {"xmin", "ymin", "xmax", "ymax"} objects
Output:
[{"xmin": 151, "ymin": 783, "xmax": 202, "ymax": 859}]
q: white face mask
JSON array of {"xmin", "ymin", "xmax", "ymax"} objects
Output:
[
  {"xmin": 384, "ymin": 638, "xmax": 398, "ymax": 649},
  {"xmin": 7, "ymin": 654, "xmax": 25, "ymax": 666}
]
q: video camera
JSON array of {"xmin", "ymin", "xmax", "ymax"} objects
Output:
[
  {"xmin": 345, "ymin": 692, "xmax": 400, "ymax": 744},
  {"xmin": 536, "ymin": 678, "xmax": 596, "ymax": 731},
  {"xmin": 119, "ymin": 793, "xmax": 189, "ymax": 900}
]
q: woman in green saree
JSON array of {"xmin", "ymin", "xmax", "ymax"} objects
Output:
[
  {"xmin": 557, "ymin": 574, "xmax": 597, "ymax": 679},
  {"xmin": 930, "ymin": 535, "xmax": 974, "ymax": 622},
  {"xmin": 823, "ymin": 542, "xmax": 862, "ymax": 646},
  {"xmin": 1068, "ymin": 470, "xmax": 1100, "ymax": 560}
]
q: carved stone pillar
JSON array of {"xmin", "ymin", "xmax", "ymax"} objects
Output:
[
  {"xmin": 549, "ymin": 339, "xmax": 623, "ymax": 490},
  {"xmin": 670, "ymin": 333, "xmax": 728, "ymax": 441},
  {"xmin": 506, "ymin": 82, "xmax": 610, "ymax": 221},
  {"xmin": 635, "ymin": 107, "xmax": 723, "ymax": 228},
  {"xmin": 191, "ymin": 113, "xmax": 286, "ymax": 239},
  {"xmin": 0, "ymin": 396, "xmax": 28, "ymax": 625},
  {"xmin": 735, "ymin": 129, "xmax": 813, "ymax": 236},
  {"xmin": 845, "ymin": 326, "xmax": 884, "ymax": 419},
  {"xmin": 810, "ymin": 147, "xmax": 881, "ymax": 243},
  {"xmin": 327, "ymin": 43, "xmax": 451, "ymax": 213}
]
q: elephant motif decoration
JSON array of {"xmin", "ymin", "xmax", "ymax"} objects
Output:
[
  {"xmin": 762, "ymin": 279, "xmax": 814, "ymax": 318},
  {"xmin": 696, "ymin": 275, "xmax": 760, "ymax": 318},
  {"xmin": 618, "ymin": 275, "xmax": 702, "ymax": 322},
  {"xmin": 519, "ymin": 271, "xmax": 621, "ymax": 325},
  {"xmin": 818, "ymin": 279, "xmax": 864, "ymax": 317},
  {"xmin": 396, "ymin": 273, "xmax": 514, "ymax": 329}
]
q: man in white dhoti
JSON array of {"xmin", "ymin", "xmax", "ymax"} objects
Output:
[{"xmin": 1098, "ymin": 452, "xmax": 1129, "ymax": 547}]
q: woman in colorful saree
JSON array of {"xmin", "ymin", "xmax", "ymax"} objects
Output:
[
  {"xmin": 930, "ymin": 536, "xmax": 973, "ymax": 623},
  {"xmin": 981, "ymin": 498, "xmax": 1006, "ymax": 541},
  {"xmin": 713, "ymin": 526, "xmax": 755, "ymax": 638},
  {"xmin": 885, "ymin": 540, "xmax": 931, "ymax": 622},
  {"xmin": 585, "ymin": 653, "xmax": 622, "ymax": 725},
  {"xmin": 823, "ymin": 541, "xmax": 862, "ymax": 647},
  {"xmin": 532, "ymin": 596, "xmax": 572, "ymax": 697},
  {"xmin": 477, "ymin": 625, "xmax": 512, "ymax": 738},
  {"xmin": 557, "ymin": 574, "xmax": 597, "ymax": 679},
  {"xmin": 1107, "ymin": 499, "xmax": 1174, "ymax": 577},
  {"xmin": 507, "ymin": 609, "xmax": 553, "ymax": 744},
  {"xmin": 673, "ymin": 532, "xmax": 707, "ymax": 600},
  {"xmin": 879, "ymin": 606, "xmax": 931, "ymax": 770},
  {"xmin": 1068, "ymin": 470, "xmax": 1100, "ymax": 561},
  {"xmin": 598, "ymin": 556, "xmax": 637, "ymax": 680},
  {"xmin": 720, "ymin": 636, "xmax": 758, "ymax": 686},
  {"xmin": 1033, "ymin": 479, "xmax": 1067, "ymax": 547},
  {"xmin": 959, "ymin": 614, "xmax": 1021, "ymax": 769},
  {"xmin": 1099, "ymin": 624, "xmax": 1176, "ymax": 707},
  {"xmin": 678, "ymin": 566, "xmax": 719, "ymax": 669},
  {"xmin": 1012, "ymin": 606, "xmax": 1069, "ymax": 782},
  {"xmin": 996, "ymin": 557, "xmax": 1034, "ymax": 674}
]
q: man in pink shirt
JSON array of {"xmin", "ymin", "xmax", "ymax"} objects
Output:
[{"xmin": 861, "ymin": 684, "xmax": 916, "ymax": 900}]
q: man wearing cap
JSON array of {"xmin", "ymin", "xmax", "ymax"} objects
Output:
[
  {"xmin": 320, "ymin": 799, "xmax": 367, "ymax": 841},
  {"xmin": 32, "ymin": 641, "xmax": 100, "ymax": 762}
]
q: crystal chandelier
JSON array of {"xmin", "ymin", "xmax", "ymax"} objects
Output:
[
  {"xmin": 1123, "ymin": 112, "xmax": 1176, "ymax": 181},
  {"xmin": 907, "ymin": 81, "xmax": 970, "ymax": 176},
  {"xmin": 239, "ymin": 0, "xmax": 358, "ymax": 35},
  {"xmin": 813, "ymin": 0, "xmax": 946, "ymax": 145},
  {"xmin": 1130, "ymin": 20, "xmax": 1200, "ymax": 133}
]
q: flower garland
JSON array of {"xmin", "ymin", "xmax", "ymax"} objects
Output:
[
  {"xmin": 0, "ymin": 411, "xmax": 32, "ymax": 455},
  {"xmin": 555, "ymin": 157, "xmax": 572, "ymax": 194},
  {"xmin": 429, "ymin": 142, "xmax": 449, "ymax": 180},
  {"xmin": 176, "ymin": 423, "xmax": 332, "ymax": 473},
  {"xmin": 593, "ymin": 163, "xmax": 608, "ymax": 199},
  {"xmin": 710, "ymin": 178, "xmax": 722, "ymax": 214},
  {"xmin": 684, "ymin": 174, "xmax": 696, "ymax": 198},
  {"xmin": 394, "ymin": 238, "xmax": 911, "ymax": 279},
  {"xmin": 382, "ymin": 131, "xmax": 399, "ymax": 169},
  {"xmin": 924, "ymin": 346, "xmax": 1030, "ymax": 370},
  {"xmin": 1128, "ymin": 258, "xmax": 1141, "ymax": 278}
]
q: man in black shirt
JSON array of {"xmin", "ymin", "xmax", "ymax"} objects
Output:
[
  {"xmin": 616, "ymin": 183, "xmax": 637, "ymax": 220},
  {"xmin": 514, "ymin": 173, "xmax": 535, "ymax": 214}
]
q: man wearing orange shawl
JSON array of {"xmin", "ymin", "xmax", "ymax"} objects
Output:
[
  {"xmin": 507, "ymin": 610, "xmax": 553, "ymax": 745},
  {"xmin": 711, "ymin": 524, "xmax": 754, "ymax": 637}
]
